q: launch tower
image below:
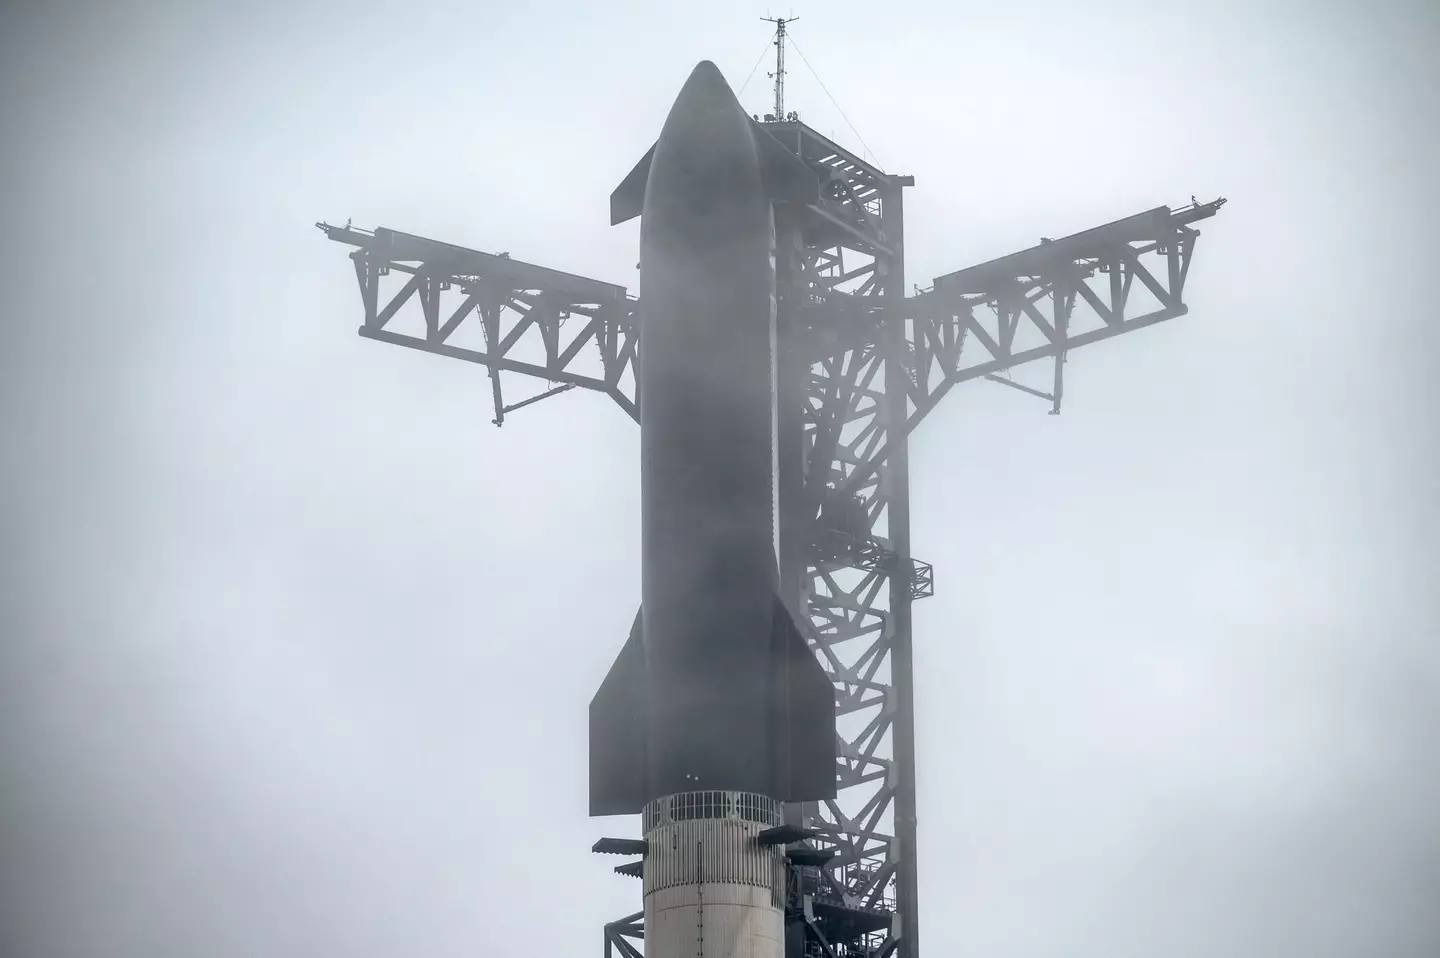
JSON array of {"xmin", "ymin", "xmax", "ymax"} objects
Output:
[{"xmin": 317, "ymin": 24, "xmax": 1225, "ymax": 958}]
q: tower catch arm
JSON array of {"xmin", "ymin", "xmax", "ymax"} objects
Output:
[
  {"xmin": 808, "ymin": 198, "xmax": 1227, "ymax": 503},
  {"xmin": 317, "ymin": 222, "xmax": 640, "ymax": 425}
]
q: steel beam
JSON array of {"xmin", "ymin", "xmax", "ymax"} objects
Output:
[
  {"xmin": 788, "ymin": 158, "xmax": 916, "ymax": 958},
  {"xmin": 880, "ymin": 180, "xmax": 920, "ymax": 958},
  {"xmin": 829, "ymin": 199, "xmax": 1227, "ymax": 498},
  {"xmin": 316, "ymin": 222, "xmax": 639, "ymax": 425}
]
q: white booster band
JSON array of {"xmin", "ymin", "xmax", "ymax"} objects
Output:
[{"xmin": 643, "ymin": 791, "xmax": 786, "ymax": 958}]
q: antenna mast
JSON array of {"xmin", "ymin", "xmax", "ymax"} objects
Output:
[{"xmin": 762, "ymin": 16, "xmax": 796, "ymax": 120}]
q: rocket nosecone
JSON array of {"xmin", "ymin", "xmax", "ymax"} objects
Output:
[{"xmin": 589, "ymin": 62, "xmax": 836, "ymax": 816}]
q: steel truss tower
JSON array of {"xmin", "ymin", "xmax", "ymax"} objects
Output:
[{"xmin": 319, "ymin": 98, "xmax": 1224, "ymax": 958}]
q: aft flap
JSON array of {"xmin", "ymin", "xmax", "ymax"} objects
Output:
[
  {"xmin": 753, "ymin": 123, "xmax": 820, "ymax": 207},
  {"xmin": 772, "ymin": 593, "xmax": 838, "ymax": 802},
  {"xmin": 589, "ymin": 609, "xmax": 649, "ymax": 815},
  {"xmin": 610, "ymin": 144, "xmax": 655, "ymax": 226}
]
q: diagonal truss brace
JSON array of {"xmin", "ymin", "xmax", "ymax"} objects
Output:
[
  {"xmin": 602, "ymin": 911, "xmax": 645, "ymax": 958},
  {"xmin": 317, "ymin": 222, "xmax": 641, "ymax": 424},
  {"xmin": 825, "ymin": 198, "xmax": 1226, "ymax": 500}
]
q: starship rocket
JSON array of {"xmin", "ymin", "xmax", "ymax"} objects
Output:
[{"xmin": 589, "ymin": 61, "xmax": 836, "ymax": 958}]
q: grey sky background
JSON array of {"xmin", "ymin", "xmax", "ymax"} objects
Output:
[{"xmin": 3, "ymin": 1, "xmax": 1437, "ymax": 956}]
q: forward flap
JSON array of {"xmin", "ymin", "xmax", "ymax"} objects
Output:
[
  {"xmin": 610, "ymin": 144, "xmax": 655, "ymax": 226},
  {"xmin": 610, "ymin": 126, "xmax": 817, "ymax": 227}
]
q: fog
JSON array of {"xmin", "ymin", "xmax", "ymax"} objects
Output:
[{"xmin": 3, "ymin": 2, "xmax": 1437, "ymax": 956}]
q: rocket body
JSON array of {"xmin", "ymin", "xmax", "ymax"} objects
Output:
[
  {"xmin": 642, "ymin": 792, "xmax": 788, "ymax": 958},
  {"xmin": 639, "ymin": 62, "xmax": 786, "ymax": 799},
  {"xmin": 589, "ymin": 62, "xmax": 835, "ymax": 815},
  {"xmin": 588, "ymin": 61, "xmax": 835, "ymax": 958}
]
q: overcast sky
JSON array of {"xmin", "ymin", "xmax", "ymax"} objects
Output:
[{"xmin": 3, "ymin": 1, "xmax": 1438, "ymax": 956}]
